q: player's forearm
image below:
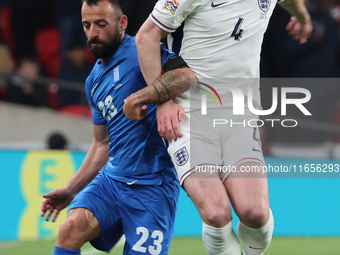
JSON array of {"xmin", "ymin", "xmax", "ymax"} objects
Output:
[
  {"xmin": 279, "ymin": 0, "xmax": 310, "ymax": 24},
  {"xmin": 136, "ymin": 30, "xmax": 163, "ymax": 85},
  {"xmin": 130, "ymin": 68, "xmax": 196, "ymax": 106},
  {"xmin": 65, "ymin": 141, "xmax": 109, "ymax": 195}
]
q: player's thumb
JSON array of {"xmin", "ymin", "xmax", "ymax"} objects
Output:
[
  {"xmin": 139, "ymin": 105, "xmax": 148, "ymax": 118},
  {"xmin": 141, "ymin": 105, "xmax": 148, "ymax": 111},
  {"xmin": 42, "ymin": 190, "xmax": 57, "ymax": 198}
]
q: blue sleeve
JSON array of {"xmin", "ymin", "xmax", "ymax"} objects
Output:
[
  {"xmin": 160, "ymin": 43, "xmax": 176, "ymax": 66},
  {"xmin": 85, "ymin": 76, "xmax": 107, "ymax": 125}
]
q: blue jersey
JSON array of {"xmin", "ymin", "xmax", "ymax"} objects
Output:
[{"xmin": 85, "ymin": 34, "xmax": 176, "ymax": 185}]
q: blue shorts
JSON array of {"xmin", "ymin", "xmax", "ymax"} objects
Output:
[{"xmin": 69, "ymin": 168, "xmax": 180, "ymax": 254}]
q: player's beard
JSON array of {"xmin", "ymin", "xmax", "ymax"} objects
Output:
[{"xmin": 87, "ymin": 28, "xmax": 122, "ymax": 60}]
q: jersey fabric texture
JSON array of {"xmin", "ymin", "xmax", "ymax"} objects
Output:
[
  {"xmin": 85, "ymin": 34, "xmax": 176, "ymax": 185},
  {"xmin": 151, "ymin": 0, "xmax": 278, "ymax": 110},
  {"xmin": 69, "ymin": 168, "xmax": 180, "ymax": 254}
]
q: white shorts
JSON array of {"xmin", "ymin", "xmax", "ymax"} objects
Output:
[{"xmin": 167, "ymin": 108, "xmax": 265, "ymax": 185}]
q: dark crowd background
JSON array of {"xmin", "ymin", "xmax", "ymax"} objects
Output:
[{"xmin": 0, "ymin": 0, "xmax": 340, "ymax": 147}]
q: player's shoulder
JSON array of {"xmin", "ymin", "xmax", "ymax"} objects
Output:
[
  {"xmin": 85, "ymin": 60, "xmax": 102, "ymax": 89},
  {"xmin": 124, "ymin": 34, "xmax": 136, "ymax": 46},
  {"xmin": 122, "ymin": 34, "xmax": 137, "ymax": 55},
  {"xmin": 84, "ymin": 69, "xmax": 95, "ymax": 95},
  {"xmin": 119, "ymin": 35, "xmax": 141, "ymax": 67},
  {"xmin": 87, "ymin": 60, "xmax": 100, "ymax": 78}
]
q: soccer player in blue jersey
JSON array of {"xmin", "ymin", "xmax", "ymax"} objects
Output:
[{"xmin": 40, "ymin": 0, "xmax": 196, "ymax": 254}]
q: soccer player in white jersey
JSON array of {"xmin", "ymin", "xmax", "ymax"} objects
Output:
[{"xmin": 124, "ymin": 0, "xmax": 312, "ymax": 254}]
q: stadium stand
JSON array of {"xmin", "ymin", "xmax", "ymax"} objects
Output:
[{"xmin": 34, "ymin": 28, "xmax": 61, "ymax": 78}]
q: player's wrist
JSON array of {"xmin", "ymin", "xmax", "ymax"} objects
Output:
[
  {"xmin": 296, "ymin": 9, "xmax": 310, "ymax": 25},
  {"xmin": 280, "ymin": 0, "xmax": 310, "ymax": 23},
  {"xmin": 129, "ymin": 92, "xmax": 144, "ymax": 108},
  {"xmin": 63, "ymin": 184, "xmax": 79, "ymax": 197}
]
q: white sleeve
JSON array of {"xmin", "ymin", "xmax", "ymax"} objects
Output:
[{"xmin": 150, "ymin": 0, "xmax": 202, "ymax": 33}]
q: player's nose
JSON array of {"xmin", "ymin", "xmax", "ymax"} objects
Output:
[{"xmin": 88, "ymin": 26, "xmax": 99, "ymax": 39}]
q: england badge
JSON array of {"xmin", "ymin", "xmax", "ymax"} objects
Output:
[
  {"xmin": 258, "ymin": 0, "xmax": 271, "ymax": 12},
  {"xmin": 174, "ymin": 146, "xmax": 189, "ymax": 166}
]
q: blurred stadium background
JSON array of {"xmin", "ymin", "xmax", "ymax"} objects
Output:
[{"xmin": 1, "ymin": 0, "xmax": 340, "ymax": 254}]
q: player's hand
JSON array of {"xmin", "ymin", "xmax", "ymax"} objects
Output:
[
  {"xmin": 40, "ymin": 188, "xmax": 74, "ymax": 222},
  {"xmin": 157, "ymin": 100, "xmax": 185, "ymax": 141},
  {"xmin": 286, "ymin": 16, "xmax": 313, "ymax": 44},
  {"xmin": 123, "ymin": 94, "xmax": 148, "ymax": 121}
]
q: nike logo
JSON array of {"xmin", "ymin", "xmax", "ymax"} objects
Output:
[
  {"xmin": 252, "ymin": 147, "xmax": 262, "ymax": 152},
  {"xmin": 127, "ymin": 180, "xmax": 137, "ymax": 185},
  {"xmin": 211, "ymin": 1, "xmax": 229, "ymax": 7},
  {"xmin": 249, "ymin": 246, "xmax": 265, "ymax": 250}
]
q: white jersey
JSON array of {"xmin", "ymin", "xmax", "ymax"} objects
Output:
[{"xmin": 151, "ymin": 0, "xmax": 280, "ymax": 109}]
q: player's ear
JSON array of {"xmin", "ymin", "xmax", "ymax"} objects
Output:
[{"xmin": 119, "ymin": 15, "xmax": 128, "ymax": 32}]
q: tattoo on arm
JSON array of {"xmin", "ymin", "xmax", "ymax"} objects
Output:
[
  {"xmin": 158, "ymin": 79, "xmax": 171, "ymax": 101},
  {"xmin": 151, "ymin": 82, "xmax": 163, "ymax": 102},
  {"xmin": 134, "ymin": 69, "xmax": 193, "ymax": 106}
]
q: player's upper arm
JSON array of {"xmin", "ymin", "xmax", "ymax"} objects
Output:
[
  {"xmin": 93, "ymin": 124, "xmax": 109, "ymax": 146},
  {"xmin": 136, "ymin": 18, "xmax": 169, "ymax": 45}
]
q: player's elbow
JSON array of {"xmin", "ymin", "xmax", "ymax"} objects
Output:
[
  {"xmin": 169, "ymin": 68, "xmax": 197, "ymax": 95},
  {"xmin": 136, "ymin": 18, "xmax": 166, "ymax": 47},
  {"xmin": 188, "ymin": 69, "xmax": 198, "ymax": 87},
  {"xmin": 136, "ymin": 26, "xmax": 154, "ymax": 48},
  {"xmin": 181, "ymin": 68, "xmax": 198, "ymax": 89},
  {"xmin": 135, "ymin": 30, "xmax": 148, "ymax": 48}
]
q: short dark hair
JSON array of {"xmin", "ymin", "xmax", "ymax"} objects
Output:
[
  {"xmin": 47, "ymin": 133, "xmax": 68, "ymax": 150},
  {"xmin": 82, "ymin": 0, "xmax": 123, "ymax": 14}
]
